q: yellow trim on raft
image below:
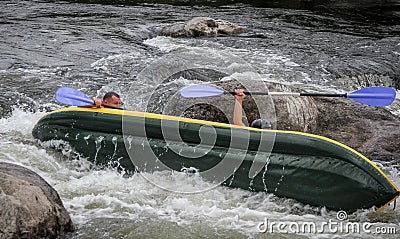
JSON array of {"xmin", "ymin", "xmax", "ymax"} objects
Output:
[
  {"xmin": 377, "ymin": 196, "xmax": 399, "ymax": 212},
  {"xmin": 50, "ymin": 107, "xmax": 400, "ymax": 194}
]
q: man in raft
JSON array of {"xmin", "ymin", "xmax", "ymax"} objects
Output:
[
  {"xmin": 234, "ymin": 89, "xmax": 272, "ymax": 129},
  {"xmin": 92, "ymin": 92, "xmax": 122, "ymax": 109}
]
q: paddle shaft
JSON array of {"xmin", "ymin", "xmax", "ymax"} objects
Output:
[
  {"xmin": 227, "ymin": 91, "xmax": 347, "ymax": 97},
  {"xmin": 102, "ymin": 104, "xmax": 123, "ymax": 109},
  {"xmin": 180, "ymin": 84, "xmax": 395, "ymax": 106}
]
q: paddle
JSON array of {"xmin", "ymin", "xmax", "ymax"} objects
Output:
[
  {"xmin": 55, "ymin": 87, "xmax": 122, "ymax": 109},
  {"xmin": 180, "ymin": 84, "xmax": 396, "ymax": 106}
]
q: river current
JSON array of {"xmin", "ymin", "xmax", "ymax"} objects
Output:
[{"xmin": 1, "ymin": 0, "xmax": 400, "ymax": 238}]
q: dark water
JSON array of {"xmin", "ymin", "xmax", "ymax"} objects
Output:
[
  {"xmin": 1, "ymin": 0, "xmax": 400, "ymax": 238},
  {"xmin": 1, "ymin": 1, "xmax": 400, "ymax": 114}
]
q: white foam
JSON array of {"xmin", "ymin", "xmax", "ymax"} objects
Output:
[
  {"xmin": 143, "ymin": 36, "xmax": 192, "ymax": 53},
  {"xmin": 0, "ymin": 108, "xmax": 44, "ymax": 136}
]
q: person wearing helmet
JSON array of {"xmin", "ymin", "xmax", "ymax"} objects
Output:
[
  {"xmin": 250, "ymin": 118, "xmax": 273, "ymax": 129},
  {"xmin": 233, "ymin": 89, "xmax": 273, "ymax": 129}
]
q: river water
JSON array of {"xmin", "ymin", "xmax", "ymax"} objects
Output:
[{"xmin": 1, "ymin": 0, "xmax": 400, "ymax": 238}]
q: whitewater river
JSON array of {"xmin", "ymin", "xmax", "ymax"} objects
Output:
[{"xmin": 1, "ymin": 0, "xmax": 400, "ymax": 238}]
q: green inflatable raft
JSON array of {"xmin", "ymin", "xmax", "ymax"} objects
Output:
[{"xmin": 32, "ymin": 107, "xmax": 399, "ymax": 212}]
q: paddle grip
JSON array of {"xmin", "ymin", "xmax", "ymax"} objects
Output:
[
  {"xmin": 228, "ymin": 91, "xmax": 269, "ymax": 96},
  {"xmin": 229, "ymin": 91, "xmax": 348, "ymax": 97}
]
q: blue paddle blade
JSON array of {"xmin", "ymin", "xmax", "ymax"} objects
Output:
[
  {"xmin": 56, "ymin": 87, "xmax": 94, "ymax": 106},
  {"xmin": 180, "ymin": 85, "xmax": 225, "ymax": 98},
  {"xmin": 347, "ymin": 86, "xmax": 396, "ymax": 106}
]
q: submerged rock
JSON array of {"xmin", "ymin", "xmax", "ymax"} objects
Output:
[
  {"xmin": 0, "ymin": 162, "xmax": 74, "ymax": 239},
  {"xmin": 177, "ymin": 80, "xmax": 400, "ymax": 161},
  {"xmin": 157, "ymin": 17, "xmax": 245, "ymax": 37}
]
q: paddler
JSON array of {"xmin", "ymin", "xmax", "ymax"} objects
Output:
[
  {"xmin": 234, "ymin": 89, "xmax": 272, "ymax": 129},
  {"xmin": 93, "ymin": 92, "xmax": 122, "ymax": 109}
]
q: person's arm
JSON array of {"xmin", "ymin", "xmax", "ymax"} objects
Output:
[
  {"xmin": 78, "ymin": 98, "xmax": 102, "ymax": 108},
  {"xmin": 233, "ymin": 89, "xmax": 246, "ymax": 126}
]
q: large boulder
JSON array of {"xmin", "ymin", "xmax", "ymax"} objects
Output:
[
  {"xmin": 312, "ymin": 96, "xmax": 400, "ymax": 161},
  {"xmin": 0, "ymin": 162, "xmax": 74, "ymax": 239},
  {"xmin": 157, "ymin": 17, "xmax": 245, "ymax": 37},
  {"xmin": 175, "ymin": 80, "xmax": 400, "ymax": 161}
]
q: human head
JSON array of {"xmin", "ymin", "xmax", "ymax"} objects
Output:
[
  {"xmin": 102, "ymin": 92, "xmax": 121, "ymax": 108},
  {"xmin": 251, "ymin": 119, "xmax": 273, "ymax": 129}
]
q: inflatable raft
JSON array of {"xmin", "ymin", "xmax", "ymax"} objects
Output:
[{"xmin": 32, "ymin": 107, "xmax": 399, "ymax": 212}]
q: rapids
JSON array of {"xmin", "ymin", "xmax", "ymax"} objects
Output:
[{"xmin": 1, "ymin": 1, "xmax": 399, "ymax": 238}]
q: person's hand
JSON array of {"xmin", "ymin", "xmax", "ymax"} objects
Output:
[
  {"xmin": 93, "ymin": 98, "xmax": 102, "ymax": 108},
  {"xmin": 235, "ymin": 89, "xmax": 246, "ymax": 102}
]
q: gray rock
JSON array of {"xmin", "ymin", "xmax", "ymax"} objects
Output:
[
  {"xmin": 158, "ymin": 17, "xmax": 245, "ymax": 37},
  {"xmin": 313, "ymin": 97, "xmax": 400, "ymax": 161},
  {"xmin": 0, "ymin": 162, "xmax": 74, "ymax": 239}
]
